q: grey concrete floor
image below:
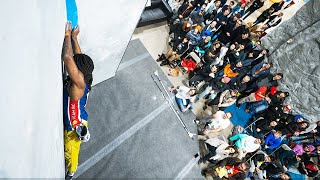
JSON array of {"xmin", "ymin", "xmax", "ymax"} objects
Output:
[{"xmin": 76, "ymin": 39, "xmax": 202, "ymax": 179}]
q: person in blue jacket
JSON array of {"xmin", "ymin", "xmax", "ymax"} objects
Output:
[{"xmin": 264, "ymin": 131, "xmax": 282, "ymax": 154}]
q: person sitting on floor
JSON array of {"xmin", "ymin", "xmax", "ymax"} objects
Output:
[
  {"xmin": 276, "ymin": 145, "xmax": 301, "ymax": 172},
  {"xmin": 186, "ymin": 28, "xmax": 202, "ymax": 47},
  {"xmin": 203, "ymin": 41, "xmax": 222, "ymax": 65},
  {"xmin": 170, "ymin": 1, "xmax": 194, "ymax": 24},
  {"xmin": 229, "ymin": 133, "xmax": 262, "ymax": 159},
  {"xmin": 259, "ymin": 160, "xmax": 291, "ymax": 180},
  {"xmin": 298, "ymin": 160, "xmax": 319, "ymax": 177},
  {"xmin": 201, "ymin": 20, "xmax": 219, "ymax": 38},
  {"xmin": 205, "ymin": 89, "xmax": 238, "ymax": 111},
  {"xmin": 169, "ymin": 20, "xmax": 192, "ymax": 45},
  {"xmin": 189, "ymin": 64, "xmax": 218, "ymax": 87},
  {"xmin": 169, "ymin": 85, "xmax": 197, "ymax": 112},
  {"xmin": 237, "ymin": 86, "xmax": 269, "ymax": 105},
  {"xmin": 229, "ymin": 75, "xmax": 251, "ymax": 93},
  {"xmin": 204, "ymin": 157, "xmax": 249, "ymax": 180},
  {"xmin": 157, "ymin": 36, "xmax": 190, "ymax": 66},
  {"xmin": 244, "ymin": 72, "xmax": 283, "ymax": 93},
  {"xmin": 199, "ymin": 111, "xmax": 233, "ymax": 138},
  {"xmin": 247, "ymin": 61, "xmax": 272, "ymax": 79},
  {"xmin": 195, "ymin": 36, "xmax": 212, "ymax": 57},
  {"xmin": 246, "ymin": 90, "xmax": 289, "ymax": 116},
  {"xmin": 293, "ymin": 143, "xmax": 315, "ymax": 156},
  {"xmin": 263, "ymin": 131, "xmax": 282, "ymax": 154},
  {"xmin": 251, "ymin": 116, "xmax": 278, "ymax": 138},
  {"xmin": 248, "ymin": 152, "xmax": 274, "ymax": 179},
  {"xmin": 189, "ymin": 10, "xmax": 205, "ymax": 27},
  {"xmin": 197, "ymin": 76, "xmax": 231, "ymax": 101},
  {"xmin": 276, "ymin": 120, "xmax": 310, "ymax": 137},
  {"xmin": 199, "ymin": 136, "xmax": 238, "ymax": 164}
]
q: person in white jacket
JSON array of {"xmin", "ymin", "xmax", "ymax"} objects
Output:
[
  {"xmin": 198, "ymin": 111, "xmax": 233, "ymax": 140},
  {"xmin": 199, "ymin": 136, "xmax": 238, "ymax": 164},
  {"xmin": 229, "ymin": 134, "xmax": 262, "ymax": 159},
  {"xmin": 169, "ymin": 85, "xmax": 197, "ymax": 112}
]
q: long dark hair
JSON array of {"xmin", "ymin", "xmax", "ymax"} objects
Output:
[
  {"xmin": 73, "ymin": 54, "xmax": 94, "ymax": 90},
  {"xmin": 225, "ymin": 146, "xmax": 238, "ymax": 156}
]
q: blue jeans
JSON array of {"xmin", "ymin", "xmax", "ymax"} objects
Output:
[
  {"xmin": 175, "ymin": 97, "xmax": 192, "ymax": 111},
  {"xmin": 198, "ymin": 86, "xmax": 217, "ymax": 100},
  {"xmin": 247, "ymin": 99, "xmax": 269, "ymax": 114}
]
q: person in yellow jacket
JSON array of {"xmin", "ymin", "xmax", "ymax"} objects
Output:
[{"xmin": 62, "ymin": 22, "xmax": 94, "ymax": 180}]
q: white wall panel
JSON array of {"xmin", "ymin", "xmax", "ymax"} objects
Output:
[{"xmin": 0, "ymin": 0, "xmax": 65, "ymax": 178}]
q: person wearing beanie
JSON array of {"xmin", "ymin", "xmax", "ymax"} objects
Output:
[
  {"xmin": 294, "ymin": 115, "xmax": 305, "ymax": 122},
  {"xmin": 62, "ymin": 22, "xmax": 94, "ymax": 180}
]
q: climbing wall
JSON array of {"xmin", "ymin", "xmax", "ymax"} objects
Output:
[
  {"xmin": 262, "ymin": 0, "xmax": 320, "ymax": 121},
  {"xmin": 0, "ymin": 0, "xmax": 65, "ymax": 178}
]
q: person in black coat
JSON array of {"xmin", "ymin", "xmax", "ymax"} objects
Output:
[
  {"xmin": 243, "ymin": 0, "xmax": 265, "ymax": 20},
  {"xmin": 177, "ymin": 2, "xmax": 194, "ymax": 18},
  {"xmin": 259, "ymin": 160, "xmax": 291, "ymax": 180},
  {"xmin": 189, "ymin": 64, "xmax": 218, "ymax": 86},
  {"xmin": 267, "ymin": 0, "xmax": 285, "ymax": 13},
  {"xmin": 203, "ymin": 42, "xmax": 222, "ymax": 65},
  {"xmin": 232, "ymin": 32, "xmax": 251, "ymax": 46},
  {"xmin": 252, "ymin": 117, "xmax": 278, "ymax": 138},
  {"xmin": 252, "ymin": 7, "xmax": 275, "ymax": 26},
  {"xmin": 265, "ymin": 13, "xmax": 283, "ymax": 29},
  {"xmin": 214, "ymin": 8, "xmax": 231, "ymax": 27},
  {"xmin": 244, "ymin": 73, "xmax": 283, "ymax": 93},
  {"xmin": 170, "ymin": 20, "xmax": 192, "ymax": 46},
  {"xmin": 229, "ymin": 75, "xmax": 251, "ymax": 93},
  {"xmin": 218, "ymin": 19, "xmax": 245, "ymax": 45},
  {"xmin": 276, "ymin": 121, "xmax": 309, "ymax": 136},
  {"xmin": 298, "ymin": 160, "xmax": 319, "ymax": 177}
]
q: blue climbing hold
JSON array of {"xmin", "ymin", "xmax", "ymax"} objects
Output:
[{"xmin": 66, "ymin": 0, "xmax": 78, "ymax": 28}]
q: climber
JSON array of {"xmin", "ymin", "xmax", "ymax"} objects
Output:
[{"xmin": 62, "ymin": 22, "xmax": 94, "ymax": 180}]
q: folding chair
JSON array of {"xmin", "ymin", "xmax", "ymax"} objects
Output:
[{"xmin": 186, "ymin": 51, "xmax": 202, "ymax": 64}]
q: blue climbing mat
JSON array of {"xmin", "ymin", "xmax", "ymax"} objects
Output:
[
  {"xmin": 66, "ymin": 0, "xmax": 78, "ymax": 28},
  {"xmin": 287, "ymin": 171, "xmax": 306, "ymax": 180},
  {"xmin": 224, "ymin": 103, "xmax": 252, "ymax": 127}
]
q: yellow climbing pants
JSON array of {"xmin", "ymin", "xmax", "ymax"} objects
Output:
[{"xmin": 64, "ymin": 130, "xmax": 81, "ymax": 173}]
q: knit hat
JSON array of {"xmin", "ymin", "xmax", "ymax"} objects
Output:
[
  {"xmin": 283, "ymin": 104, "xmax": 292, "ymax": 113},
  {"xmin": 205, "ymin": 36, "xmax": 211, "ymax": 42},
  {"xmin": 294, "ymin": 115, "xmax": 304, "ymax": 122},
  {"xmin": 196, "ymin": 25, "xmax": 202, "ymax": 31}
]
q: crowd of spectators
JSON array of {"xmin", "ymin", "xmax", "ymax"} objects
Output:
[{"xmin": 162, "ymin": 0, "xmax": 319, "ymax": 179}]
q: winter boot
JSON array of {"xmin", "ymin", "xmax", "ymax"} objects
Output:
[
  {"xmin": 156, "ymin": 54, "xmax": 165, "ymax": 62},
  {"xmin": 160, "ymin": 59, "xmax": 169, "ymax": 66}
]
